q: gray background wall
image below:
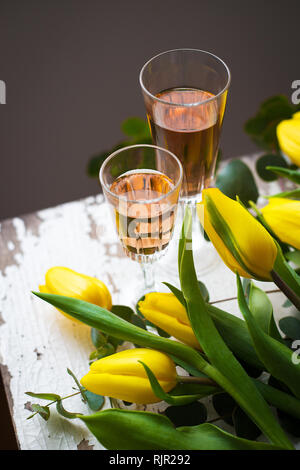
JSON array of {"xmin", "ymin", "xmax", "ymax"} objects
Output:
[{"xmin": 0, "ymin": 0, "xmax": 299, "ymax": 220}]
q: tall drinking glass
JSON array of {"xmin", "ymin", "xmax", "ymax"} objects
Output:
[
  {"xmin": 100, "ymin": 145, "xmax": 183, "ymax": 293},
  {"xmin": 139, "ymin": 48, "xmax": 230, "ymax": 274}
]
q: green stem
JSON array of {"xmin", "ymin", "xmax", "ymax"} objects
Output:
[
  {"xmin": 271, "ymin": 270, "xmax": 300, "ymax": 310},
  {"xmin": 177, "ymin": 375, "xmax": 217, "ymax": 386},
  {"xmin": 254, "ymin": 380, "xmax": 300, "ymax": 420},
  {"xmin": 28, "ymin": 391, "xmax": 81, "ymax": 419},
  {"xmin": 272, "ymin": 243, "xmax": 300, "ymax": 310}
]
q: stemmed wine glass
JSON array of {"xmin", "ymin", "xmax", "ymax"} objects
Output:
[
  {"xmin": 100, "ymin": 144, "xmax": 183, "ymax": 293},
  {"xmin": 139, "ymin": 48, "xmax": 231, "ymax": 275}
]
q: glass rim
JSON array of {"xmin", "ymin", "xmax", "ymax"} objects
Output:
[
  {"xmin": 99, "ymin": 144, "xmax": 183, "ymax": 204},
  {"xmin": 139, "ymin": 48, "xmax": 231, "ymax": 108}
]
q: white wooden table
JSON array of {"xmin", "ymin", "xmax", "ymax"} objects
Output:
[{"xmin": 0, "ymin": 155, "xmax": 298, "ymax": 450}]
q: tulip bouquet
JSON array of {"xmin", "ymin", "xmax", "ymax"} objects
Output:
[
  {"xmin": 26, "ymin": 96, "xmax": 300, "ymax": 450},
  {"xmin": 26, "ymin": 185, "xmax": 300, "ymax": 450}
]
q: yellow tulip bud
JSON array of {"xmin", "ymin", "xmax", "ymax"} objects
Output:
[
  {"xmin": 277, "ymin": 116, "xmax": 300, "ymax": 167},
  {"xmin": 197, "ymin": 188, "xmax": 277, "ymax": 281},
  {"xmin": 81, "ymin": 348, "xmax": 177, "ymax": 404},
  {"xmin": 39, "ymin": 267, "xmax": 112, "ymax": 321},
  {"xmin": 261, "ymin": 198, "xmax": 300, "ymax": 250},
  {"xmin": 138, "ymin": 293, "xmax": 200, "ymax": 349}
]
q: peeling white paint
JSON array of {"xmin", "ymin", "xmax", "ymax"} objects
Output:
[{"xmin": 0, "ymin": 157, "xmax": 299, "ymax": 449}]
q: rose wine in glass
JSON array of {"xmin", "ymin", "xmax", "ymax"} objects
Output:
[
  {"xmin": 140, "ymin": 49, "xmax": 230, "ymax": 277},
  {"xmin": 100, "ymin": 145, "xmax": 182, "ymax": 294},
  {"xmin": 110, "ymin": 169, "xmax": 176, "ymax": 257},
  {"xmin": 150, "ymin": 88, "xmax": 221, "ymax": 198}
]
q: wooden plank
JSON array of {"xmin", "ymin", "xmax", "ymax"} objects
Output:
[{"xmin": 0, "ymin": 157, "xmax": 299, "ymax": 449}]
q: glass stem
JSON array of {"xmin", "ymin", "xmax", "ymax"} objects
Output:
[{"xmin": 141, "ymin": 262, "xmax": 155, "ymax": 292}]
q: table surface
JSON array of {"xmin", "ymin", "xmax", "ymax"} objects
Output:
[{"xmin": 0, "ymin": 154, "xmax": 299, "ymax": 450}]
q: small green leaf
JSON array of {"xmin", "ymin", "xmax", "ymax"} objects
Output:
[
  {"xmin": 30, "ymin": 404, "xmax": 50, "ymax": 421},
  {"xmin": 244, "ymin": 95, "xmax": 297, "ymax": 151},
  {"xmin": 89, "ymin": 343, "xmax": 115, "ymax": 361},
  {"xmin": 86, "ymin": 151, "xmax": 110, "ymax": 178},
  {"xmin": 111, "ymin": 305, "xmax": 134, "ymax": 322},
  {"xmin": 25, "ymin": 392, "xmax": 60, "ymax": 401},
  {"xmin": 233, "ymin": 407, "xmax": 261, "ymax": 440},
  {"xmin": 216, "ymin": 159, "xmax": 258, "ymax": 207},
  {"xmin": 256, "ymin": 154, "xmax": 287, "ymax": 181},
  {"xmin": 279, "ymin": 317, "xmax": 300, "ymax": 340},
  {"xmin": 121, "ymin": 117, "xmax": 150, "ymax": 138},
  {"xmin": 266, "ymin": 166, "xmax": 300, "ymax": 184},
  {"xmin": 83, "ymin": 391, "xmax": 105, "ymax": 411},
  {"xmin": 165, "ymin": 402, "xmax": 207, "ymax": 427},
  {"xmin": 109, "ymin": 305, "xmax": 135, "ymax": 346},
  {"xmin": 91, "ymin": 328, "xmax": 107, "ymax": 349}
]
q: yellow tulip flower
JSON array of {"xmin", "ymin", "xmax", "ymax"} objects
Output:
[
  {"xmin": 277, "ymin": 113, "xmax": 300, "ymax": 167},
  {"xmin": 261, "ymin": 198, "xmax": 300, "ymax": 250},
  {"xmin": 138, "ymin": 293, "xmax": 200, "ymax": 349},
  {"xmin": 81, "ymin": 348, "xmax": 177, "ymax": 404},
  {"xmin": 197, "ymin": 188, "xmax": 277, "ymax": 281},
  {"xmin": 39, "ymin": 267, "xmax": 112, "ymax": 321}
]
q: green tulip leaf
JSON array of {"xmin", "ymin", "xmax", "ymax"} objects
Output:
[
  {"xmin": 279, "ymin": 317, "xmax": 300, "ymax": 340},
  {"xmin": 237, "ymin": 274, "xmax": 300, "ymax": 400},
  {"xmin": 266, "ymin": 166, "xmax": 300, "ymax": 184},
  {"xmin": 165, "ymin": 402, "xmax": 207, "ymax": 427},
  {"xmin": 139, "ymin": 361, "xmax": 205, "ymax": 406},
  {"xmin": 79, "ymin": 408, "xmax": 281, "ymax": 450},
  {"xmin": 30, "ymin": 404, "xmax": 50, "ymax": 421},
  {"xmin": 256, "ymin": 154, "xmax": 287, "ymax": 181},
  {"xmin": 216, "ymin": 159, "xmax": 259, "ymax": 207},
  {"xmin": 179, "ymin": 208, "xmax": 293, "ymax": 448},
  {"xmin": 255, "ymin": 378, "xmax": 300, "ymax": 420},
  {"xmin": 233, "ymin": 406, "xmax": 261, "ymax": 440},
  {"xmin": 248, "ymin": 283, "xmax": 282, "ymax": 341},
  {"xmin": 266, "ymin": 188, "xmax": 300, "ymax": 200}
]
